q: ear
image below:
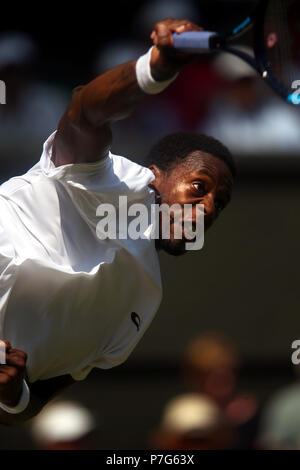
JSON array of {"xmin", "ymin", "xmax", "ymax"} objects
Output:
[
  {"xmin": 148, "ymin": 165, "xmax": 166, "ymax": 199},
  {"xmin": 148, "ymin": 164, "xmax": 164, "ymax": 181}
]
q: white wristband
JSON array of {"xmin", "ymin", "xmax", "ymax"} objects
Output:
[
  {"xmin": 0, "ymin": 379, "xmax": 30, "ymax": 414},
  {"xmin": 135, "ymin": 47, "xmax": 178, "ymax": 95}
]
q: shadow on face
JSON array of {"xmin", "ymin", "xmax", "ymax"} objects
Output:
[{"xmin": 149, "ymin": 151, "xmax": 234, "ymax": 256}]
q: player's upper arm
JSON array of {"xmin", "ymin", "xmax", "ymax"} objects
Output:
[
  {"xmin": 52, "ymin": 86, "xmax": 113, "ymax": 167},
  {"xmin": 53, "ymin": 59, "xmax": 142, "ymax": 166}
]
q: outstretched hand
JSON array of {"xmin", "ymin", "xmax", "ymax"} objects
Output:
[
  {"xmin": 0, "ymin": 340, "xmax": 27, "ymax": 407},
  {"xmin": 149, "ymin": 18, "xmax": 203, "ymax": 80}
]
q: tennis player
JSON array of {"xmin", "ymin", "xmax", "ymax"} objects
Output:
[{"xmin": 0, "ymin": 18, "xmax": 235, "ymax": 424}]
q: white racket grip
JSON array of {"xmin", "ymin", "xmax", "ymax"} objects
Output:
[
  {"xmin": 173, "ymin": 31, "xmax": 217, "ymax": 51},
  {"xmin": 0, "ymin": 340, "xmax": 6, "ymax": 364}
]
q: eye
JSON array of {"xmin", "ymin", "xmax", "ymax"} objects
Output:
[{"xmin": 192, "ymin": 182, "xmax": 205, "ymax": 195}]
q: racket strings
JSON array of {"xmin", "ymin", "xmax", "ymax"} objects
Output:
[
  {"xmin": 264, "ymin": 0, "xmax": 300, "ymax": 92},
  {"xmin": 280, "ymin": 1, "xmax": 295, "ymax": 87}
]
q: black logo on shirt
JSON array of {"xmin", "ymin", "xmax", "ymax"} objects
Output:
[{"xmin": 131, "ymin": 312, "xmax": 141, "ymax": 331}]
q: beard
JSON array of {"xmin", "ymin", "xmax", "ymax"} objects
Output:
[
  {"xmin": 155, "ymin": 237, "xmax": 187, "ymax": 256},
  {"xmin": 155, "ymin": 217, "xmax": 193, "ymax": 256}
]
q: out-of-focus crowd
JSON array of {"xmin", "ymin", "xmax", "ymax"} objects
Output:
[
  {"xmin": 29, "ymin": 332, "xmax": 300, "ymax": 450},
  {"xmin": 148, "ymin": 333, "xmax": 300, "ymax": 450}
]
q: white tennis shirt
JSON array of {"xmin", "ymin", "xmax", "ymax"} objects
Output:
[{"xmin": 0, "ymin": 132, "xmax": 162, "ymax": 382}]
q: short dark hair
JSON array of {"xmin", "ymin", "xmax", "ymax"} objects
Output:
[{"xmin": 147, "ymin": 132, "xmax": 236, "ymax": 178}]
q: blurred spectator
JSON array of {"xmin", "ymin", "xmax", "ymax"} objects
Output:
[
  {"xmin": 150, "ymin": 393, "xmax": 235, "ymax": 450},
  {"xmin": 30, "ymin": 400, "xmax": 97, "ymax": 450},
  {"xmin": 200, "ymin": 47, "xmax": 300, "ymax": 155},
  {"xmin": 134, "ymin": 0, "xmax": 200, "ymax": 39},
  {"xmin": 93, "ymin": 40, "xmax": 144, "ymax": 75},
  {"xmin": 257, "ymin": 366, "xmax": 300, "ymax": 449},
  {"xmin": 0, "ymin": 31, "xmax": 68, "ymax": 181},
  {"xmin": 182, "ymin": 333, "xmax": 260, "ymax": 448}
]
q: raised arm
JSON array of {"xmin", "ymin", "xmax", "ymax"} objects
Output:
[{"xmin": 52, "ymin": 18, "xmax": 202, "ymax": 166}]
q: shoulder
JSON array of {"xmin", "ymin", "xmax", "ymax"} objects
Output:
[{"xmin": 109, "ymin": 151, "xmax": 154, "ymax": 190}]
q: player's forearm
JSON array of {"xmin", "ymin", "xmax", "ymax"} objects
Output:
[
  {"xmin": 79, "ymin": 60, "xmax": 144, "ymax": 128},
  {"xmin": 78, "ymin": 45, "xmax": 180, "ymax": 129},
  {"xmin": 74, "ymin": 20, "xmax": 202, "ymax": 130}
]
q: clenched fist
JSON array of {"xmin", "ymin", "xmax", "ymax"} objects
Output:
[
  {"xmin": 149, "ymin": 18, "xmax": 203, "ymax": 80},
  {"xmin": 0, "ymin": 340, "xmax": 27, "ymax": 407}
]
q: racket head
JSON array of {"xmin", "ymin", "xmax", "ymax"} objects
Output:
[
  {"xmin": 260, "ymin": 0, "xmax": 300, "ymax": 105},
  {"xmin": 172, "ymin": 0, "xmax": 300, "ymax": 105},
  {"xmin": 225, "ymin": 0, "xmax": 300, "ymax": 105}
]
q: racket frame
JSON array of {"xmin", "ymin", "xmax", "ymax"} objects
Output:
[
  {"xmin": 213, "ymin": 0, "xmax": 291, "ymax": 102},
  {"xmin": 173, "ymin": 0, "xmax": 298, "ymax": 104}
]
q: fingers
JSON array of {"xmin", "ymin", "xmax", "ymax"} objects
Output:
[
  {"xmin": 0, "ymin": 366, "xmax": 21, "ymax": 381},
  {"xmin": 154, "ymin": 23, "xmax": 173, "ymax": 48},
  {"xmin": 0, "ymin": 341, "xmax": 27, "ymax": 407},
  {"xmin": 0, "ymin": 351, "xmax": 27, "ymax": 385},
  {"xmin": 151, "ymin": 18, "xmax": 203, "ymax": 48},
  {"xmin": 6, "ymin": 351, "xmax": 27, "ymax": 369},
  {"xmin": 0, "ymin": 339, "xmax": 27, "ymax": 370}
]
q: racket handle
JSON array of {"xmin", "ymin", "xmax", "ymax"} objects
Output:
[{"xmin": 172, "ymin": 31, "xmax": 217, "ymax": 52}]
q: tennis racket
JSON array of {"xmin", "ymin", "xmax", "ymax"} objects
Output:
[{"xmin": 172, "ymin": 0, "xmax": 300, "ymax": 106}]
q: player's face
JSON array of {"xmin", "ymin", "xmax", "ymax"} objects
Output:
[{"xmin": 149, "ymin": 152, "xmax": 233, "ymax": 256}]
